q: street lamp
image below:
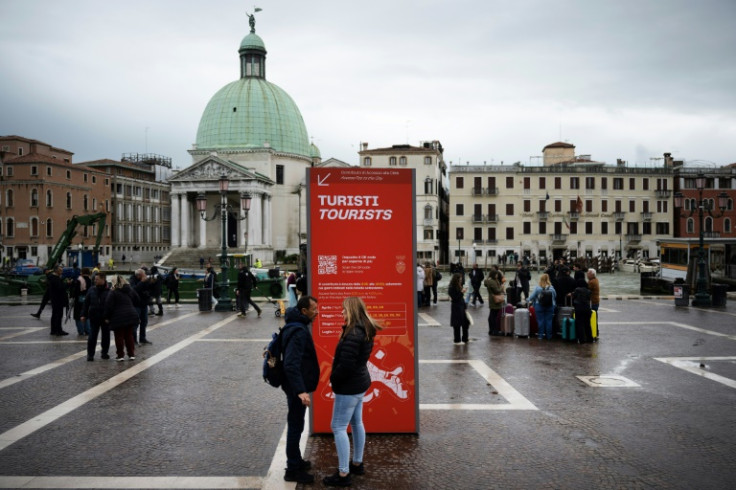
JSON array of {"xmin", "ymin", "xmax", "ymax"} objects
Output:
[
  {"xmin": 196, "ymin": 175, "xmax": 251, "ymax": 312},
  {"xmin": 674, "ymin": 174, "xmax": 729, "ymax": 307}
]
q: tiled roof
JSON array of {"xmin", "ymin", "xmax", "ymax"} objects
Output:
[{"xmin": 542, "ymin": 141, "xmax": 576, "ymax": 150}]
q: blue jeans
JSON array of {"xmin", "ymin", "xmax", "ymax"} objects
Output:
[
  {"xmin": 285, "ymin": 389, "xmax": 307, "ymax": 470},
  {"xmin": 136, "ymin": 306, "xmax": 148, "ymax": 342},
  {"xmin": 536, "ymin": 305, "xmax": 554, "ymax": 339},
  {"xmin": 331, "ymin": 392, "xmax": 366, "ymax": 474},
  {"xmin": 75, "ymin": 318, "xmax": 90, "ymax": 335}
]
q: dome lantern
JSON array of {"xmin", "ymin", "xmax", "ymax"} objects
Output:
[{"xmin": 239, "ymin": 10, "xmax": 266, "ymax": 79}]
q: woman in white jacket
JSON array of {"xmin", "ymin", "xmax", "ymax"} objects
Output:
[{"xmin": 416, "ymin": 265, "xmax": 426, "ymax": 307}]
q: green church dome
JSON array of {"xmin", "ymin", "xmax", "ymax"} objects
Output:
[
  {"xmin": 195, "ymin": 20, "xmax": 311, "ymax": 158},
  {"xmin": 195, "ymin": 78, "xmax": 311, "ymax": 156}
]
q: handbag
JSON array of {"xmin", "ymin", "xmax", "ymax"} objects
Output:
[
  {"xmin": 465, "ymin": 310, "xmax": 474, "ymax": 326},
  {"xmin": 493, "ymin": 293, "xmax": 505, "ymax": 303}
]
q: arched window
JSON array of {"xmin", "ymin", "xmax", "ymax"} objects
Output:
[
  {"xmin": 46, "ymin": 190, "xmax": 53, "ymax": 207},
  {"xmin": 399, "ymin": 156, "xmax": 407, "ymax": 166},
  {"xmin": 424, "ymin": 156, "xmax": 432, "ymax": 165},
  {"xmin": 689, "ymin": 198, "xmax": 696, "ymax": 211},
  {"xmin": 424, "ymin": 204, "xmax": 433, "ymax": 220},
  {"xmin": 686, "ymin": 217, "xmax": 695, "ymax": 234},
  {"xmin": 6, "ymin": 218, "xmax": 14, "ymax": 237},
  {"xmin": 66, "ymin": 192, "xmax": 72, "ymax": 209},
  {"xmin": 705, "ymin": 216, "xmax": 713, "ymax": 232},
  {"xmin": 363, "ymin": 157, "xmax": 371, "ymax": 166},
  {"xmin": 46, "ymin": 219, "xmax": 53, "ymax": 237},
  {"xmin": 389, "ymin": 156, "xmax": 397, "ymax": 166},
  {"xmin": 424, "ymin": 177, "xmax": 433, "ymax": 195},
  {"xmin": 83, "ymin": 195, "xmax": 89, "ymax": 211},
  {"xmin": 725, "ymin": 218, "xmax": 732, "ymax": 234},
  {"xmin": 30, "ymin": 217, "xmax": 39, "ymax": 237},
  {"xmin": 6, "ymin": 189, "xmax": 13, "ymax": 207},
  {"xmin": 728, "ymin": 199, "xmax": 734, "ymax": 211},
  {"xmin": 30, "ymin": 189, "xmax": 39, "ymax": 207}
]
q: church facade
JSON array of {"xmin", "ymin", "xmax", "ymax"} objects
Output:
[{"xmin": 168, "ymin": 16, "xmax": 319, "ymax": 263}]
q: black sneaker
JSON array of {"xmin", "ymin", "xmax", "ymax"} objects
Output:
[
  {"xmin": 87, "ymin": 356, "xmax": 94, "ymax": 362},
  {"xmin": 101, "ymin": 354, "xmax": 110, "ymax": 360},
  {"xmin": 349, "ymin": 461, "xmax": 365, "ymax": 475},
  {"xmin": 30, "ymin": 313, "xmax": 41, "ymax": 319},
  {"xmin": 300, "ymin": 460, "xmax": 312, "ymax": 471},
  {"xmin": 284, "ymin": 469, "xmax": 314, "ymax": 484},
  {"xmin": 323, "ymin": 471, "xmax": 352, "ymax": 487}
]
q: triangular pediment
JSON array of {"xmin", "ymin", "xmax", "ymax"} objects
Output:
[{"xmin": 169, "ymin": 155, "xmax": 272, "ymax": 184}]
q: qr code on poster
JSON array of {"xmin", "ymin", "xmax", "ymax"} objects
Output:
[{"xmin": 318, "ymin": 255, "xmax": 338, "ymax": 275}]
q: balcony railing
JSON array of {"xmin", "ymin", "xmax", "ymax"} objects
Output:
[
  {"xmin": 472, "ymin": 214, "xmax": 484, "ymax": 223},
  {"xmin": 423, "ymin": 218, "xmax": 435, "ymax": 226},
  {"xmin": 703, "ymin": 231, "xmax": 721, "ymax": 238},
  {"xmin": 472, "ymin": 214, "xmax": 499, "ymax": 223},
  {"xmin": 486, "ymin": 187, "xmax": 499, "ymax": 196},
  {"xmin": 655, "ymin": 189, "xmax": 671, "ymax": 198},
  {"xmin": 472, "ymin": 188, "xmax": 484, "ymax": 196},
  {"xmin": 537, "ymin": 211, "xmax": 549, "ymax": 221},
  {"xmin": 486, "ymin": 214, "xmax": 499, "ymax": 223},
  {"xmin": 641, "ymin": 212, "xmax": 652, "ymax": 221},
  {"xmin": 550, "ymin": 234, "xmax": 568, "ymax": 243},
  {"xmin": 625, "ymin": 234, "xmax": 642, "ymax": 242},
  {"xmin": 613, "ymin": 212, "xmax": 626, "ymax": 221},
  {"xmin": 485, "ymin": 239, "xmax": 498, "ymax": 244}
]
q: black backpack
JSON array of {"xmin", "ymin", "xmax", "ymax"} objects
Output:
[
  {"xmin": 262, "ymin": 323, "xmax": 295, "ymax": 387},
  {"xmin": 539, "ymin": 287, "xmax": 553, "ymax": 307}
]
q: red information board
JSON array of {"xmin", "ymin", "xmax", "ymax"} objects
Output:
[{"xmin": 307, "ymin": 167, "xmax": 418, "ymax": 434}]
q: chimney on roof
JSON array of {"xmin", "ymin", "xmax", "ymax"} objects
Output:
[
  {"xmin": 361, "ymin": 142, "xmax": 368, "ymax": 151},
  {"xmin": 663, "ymin": 152, "xmax": 673, "ymax": 167},
  {"xmin": 616, "ymin": 159, "xmax": 625, "ymax": 167}
]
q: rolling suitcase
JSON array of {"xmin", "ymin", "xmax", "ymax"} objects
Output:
[
  {"xmin": 590, "ymin": 310, "xmax": 598, "ymax": 340},
  {"xmin": 557, "ymin": 297, "xmax": 574, "ymax": 337},
  {"xmin": 528, "ymin": 305, "xmax": 539, "ymax": 336},
  {"xmin": 561, "ymin": 316, "xmax": 576, "ymax": 341},
  {"xmin": 514, "ymin": 307, "xmax": 530, "ymax": 337},
  {"xmin": 501, "ymin": 303, "xmax": 515, "ymax": 336}
]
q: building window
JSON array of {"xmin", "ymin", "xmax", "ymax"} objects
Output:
[
  {"xmin": 6, "ymin": 189, "xmax": 14, "ymax": 207},
  {"xmin": 46, "ymin": 219, "xmax": 53, "ymax": 237},
  {"xmin": 601, "ymin": 222, "xmax": 608, "ymax": 235},
  {"xmin": 423, "ymin": 229, "xmax": 434, "ymax": 240},
  {"xmin": 363, "ymin": 157, "xmax": 371, "ymax": 166},
  {"xmin": 704, "ymin": 216, "xmax": 713, "ymax": 232},
  {"xmin": 506, "ymin": 227, "xmax": 514, "ymax": 240},
  {"xmin": 84, "ymin": 173, "xmax": 88, "ymax": 183},
  {"xmin": 538, "ymin": 200, "xmax": 546, "ymax": 212},
  {"xmin": 523, "ymin": 177, "xmax": 531, "ymax": 190},
  {"xmin": 487, "ymin": 227, "xmax": 496, "ymax": 241},
  {"xmin": 585, "ymin": 177, "xmax": 595, "ymax": 190},
  {"xmin": 629, "ymin": 200, "xmax": 636, "ymax": 212},
  {"xmin": 601, "ymin": 177, "xmax": 607, "ymax": 190},
  {"xmin": 474, "ymin": 227, "xmax": 483, "ymax": 242},
  {"xmin": 389, "ymin": 156, "xmax": 397, "ymax": 166},
  {"xmin": 643, "ymin": 200, "xmax": 649, "ymax": 213},
  {"xmin": 570, "ymin": 177, "xmax": 580, "ymax": 189},
  {"xmin": 629, "ymin": 178, "xmax": 636, "ymax": 190},
  {"xmin": 585, "ymin": 222, "xmax": 593, "ymax": 234},
  {"xmin": 424, "ymin": 156, "xmax": 432, "ymax": 165},
  {"xmin": 523, "ymin": 222, "xmax": 531, "ymax": 235},
  {"xmin": 601, "ymin": 200, "xmax": 608, "ymax": 212},
  {"xmin": 66, "ymin": 170, "xmax": 71, "ymax": 180},
  {"xmin": 276, "ymin": 165, "xmax": 284, "ymax": 185},
  {"xmin": 585, "ymin": 200, "xmax": 593, "ymax": 212},
  {"xmin": 30, "ymin": 218, "xmax": 39, "ymax": 237},
  {"xmin": 539, "ymin": 177, "xmax": 546, "ymax": 189},
  {"xmin": 31, "ymin": 189, "xmax": 39, "ymax": 207},
  {"xmin": 554, "ymin": 200, "xmax": 561, "ymax": 212},
  {"xmin": 66, "ymin": 192, "xmax": 72, "ymax": 209},
  {"xmin": 31, "ymin": 165, "xmax": 38, "ymax": 176},
  {"xmin": 46, "ymin": 166, "xmax": 52, "ymax": 176},
  {"xmin": 643, "ymin": 222, "xmax": 652, "ymax": 235},
  {"xmin": 456, "ymin": 177, "xmax": 464, "ymax": 189},
  {"xmin": 613, "ymin": 178, "xmax": 623, "ymax": 190},
  {"xmin": 6, "ymin": 166, "xmax": 13, "ymax": 176},
  {"xmin": 399, "ymin": 156, "xmax": 407, "ymax": 166},
  {"xmin": 656, "ymin": 222, "xmax": 670, "ymax": 234},
  {"xmin": 523, "ymin": 200, "xmax": 531, "ymax": 212},
  {"xmin": 643, "ymin": 178, "xmax": 649, "ymax": 190},
  {"xmin": 538, "ymin": 221, "xmax": 546, "ymax": 234},
  {"xmin": 424, "ymin": 177, "xmax": 433, "ymax": 195},
  {"xmin": 83, "ymin": 195, "xmax": 89, "ymax": 211},
  {"xmin": 46, "ymin": 190, "xmax": 53, "ymax": 207},
  {"xmin": 725, "ymin": 218, "xmax": 732, "ymax": 234},
  {"xmin": 92, "ymin": 176, "xmax": 96, "ymax": 184},
  {"xmin": 424, "ymin": 205, "xmax": 432, "ymax": 220},
  {"xmin": 456, "ymin": 204, "xmax": 464, "ymax": 216},
  {"xmin": 6, "ymin": 218, "xmax": 13, "ymax": 237},
  {"xmin": 555, "ymin": 177, "xmax": 562, "ymax": 189},
  {"xmin": 569, "ymin": 222, "xmax": 577, "ymax": 234},
  {"xmin": 456, "ymin": 228, "xmax": 464, "ymax": 240},
  {"xmin": 506, "ymin": 176, "xmax": 514, "ymax": 189},
  {"xmin": 506, "ymin": 203, "xmax": 514, "ymax": 215}
]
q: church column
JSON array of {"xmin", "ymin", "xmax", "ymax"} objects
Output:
[
  {"xmin": 180, "ymin": 193, "xmax": 190, "ymax": 248},
  {"xmin": 170, "ymin": 193, "xmax": 180, "ymax": 248},
  {"xmin": 199, "ymin": 200, "xmax": 207, "ymax": 248},
  {"xmin": 263, "ymin": 195, "xmax": 272, "ymax": 247},
  {"xmin": 251, "ymin": 193, "xmax": 263, "ymax": 246}
]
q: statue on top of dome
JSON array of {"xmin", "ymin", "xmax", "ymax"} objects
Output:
[{"xmin": 246, "ymin": 7, "xmax": 262, "ymax": 33}]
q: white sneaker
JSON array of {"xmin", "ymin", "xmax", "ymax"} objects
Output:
[
  {"xmin": 453, "ymin": 342, "xmax": 463, "ymax": 345},
  {"xmin": 128, "ymin": 356, "xmax": 136, "ymax": 361},
  {"xmin": 116, "ymin": 357, "xmax": 124, "ymax": 362}
]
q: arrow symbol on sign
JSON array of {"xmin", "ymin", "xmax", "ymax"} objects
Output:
[{"xmin": 317, "ymin": 173, "xmax": 331, "ymax": 186}]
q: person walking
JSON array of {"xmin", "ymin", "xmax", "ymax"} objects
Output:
[
  {"xmin": 448, "ymin": 273, "xmax": 470, "ymax": 344},
  {"xmin": 485, "ymin": 270, "xmax": 504, "ymax": 336},
  {"xmin": 572, "ymin": 278, "xmax": 592, "ymax": 343},
  {"xmin": 81, "ymin": 272, "xmax": 111, "ymax": 361},
  {"xmin": 431, "ymin": 262, "xmax": 440, "ymax": 305},
  {"xmin": 469, "ymin": 264, "xmax": 485, "ymax": 307},
  {"xmin": 516, "ymin": 261, "xmax": 531, "ymax": 302},
  {"xmin": 149, "ymin": 266, "xmax": 164, "ymax": 316},
  {"xmin": 47, "ymin": 265, "xmax": 69, "ymax": 336},
  {"xmin": 166, "ymin": 267, "xmax": 180, "ymax": 306},
  {"xmin": 281, "ymin": 296, "xmax": 320, "ymax": 484},
  {"xmin": 236, "ymin": 264, "xmax": 262, "ymax": 318},
  {"xmin": 104, "ymin": 275, "xmax": 140, "ymax": 361},
  {"xmin": 31, "ymin": 268, "xmax": 52, "ymax": 319},
  {"xmin": 416, "ymin": 264, "xmax": 425, "ymax": 307},
  {"xmin": 199, "ymin": 256, "xmax": 205, "ymax": 269},
  {"xmin": 528, "ymin": 273, "xmax": 557, "ymax": 340},
  {"xmin": 71, "ymin": 267, "xmax": 92, "ymax": 335},
  {"xmin": 422, "ymin": 262, "xmax": 434, "ymax": 307},
  {"xmin": 323, "ymin": 296, "xmax": 382, "ymax": 487}
]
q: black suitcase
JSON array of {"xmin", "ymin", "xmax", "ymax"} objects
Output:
[{"xmin": 506, "ymin": 287, "xmax": 519, "ymax": 307}]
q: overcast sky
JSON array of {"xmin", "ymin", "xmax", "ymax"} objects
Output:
[{"xmin": 2, "ymin": 0, "xmax": 735, "ymax": 170}]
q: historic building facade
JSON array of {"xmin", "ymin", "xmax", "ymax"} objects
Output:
[
  {"xmin": 358, "ymin": 141, "xmax": 449, "ymax": 264},
  {"xmin": 449, "ymin": 143, "xmax": 678, "ymax": 266},
  {"xmin": 168, "ymin": 16, "xmax": 319, "ymax": 264}
]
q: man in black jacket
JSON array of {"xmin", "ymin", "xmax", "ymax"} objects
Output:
[
  {"xmin": 281, "ymin": 296, "xmax": 320, "ymax": 484},
  {"xmin": 47, "ymin": 266, "xmax": 69, "ymax": 336},
  {"xmin": 469, "ymin": 264, "xmax": 485, "ymax": 306},
  {"xmin": 132, "ymin": 269, "xmax": 152, "ymax": 344},
  {"xmin": 236, "ymin": 264, "xmax": 261, "ymax": 318},
  {"xmin": 81, "ymin": 272, "xmax": 111, "ymax": 360}
]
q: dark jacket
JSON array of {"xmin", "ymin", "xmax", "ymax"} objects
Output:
[
  {"xmin": 449, "ymin": 284, "xmax": 469, "ymax": 328},
  {"xmin": 556, "ymin": 275, "xmax": 577, "ymax": 305},
  {"xmin": 330, "ymin": 324, "xmax": 374, "ymax": 395},
  {"xmin": 572, "ymin": 284, "xmax": 592, "ymax": 311},
  {"xmin": 237, "ymin": 268, "xmax": 257, "ymax": 292},
  {"xmin": 150, "ymin": 274, "xmax": 163, "ymax": 296},
  {"xmin": 469, "ymin": 268, "xmax": 484, "ymax": 288},
  {"xmin": 104, "ymin": 285, "xmax": 141, "ymax": 330},
  {"xmin": 82, "ymin": 284, "xmax": 110, "ymax": 324},
  {"xmin": 281, "ymin": 306, "xmax": 320, "ymax": 395},
  {"xmin": 47, "ymin": 273, "xmax": 68, "ymax": 308},
  {"xmin": 133, "ymin": 279, "xmax": 152, "ymax": 306}
]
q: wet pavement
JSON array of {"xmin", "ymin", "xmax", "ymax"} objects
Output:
[{"xmin": 1, "ymin": 296, "xmax": 735, "ymax": 489}]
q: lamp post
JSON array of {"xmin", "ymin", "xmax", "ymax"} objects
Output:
[
  {"xmin": 196, "ymin": 175, "xmax": 251, "ymax": 312},
  {"xmin": 674, "ymin": 174, "xmax": 728, "ymax": 307}
]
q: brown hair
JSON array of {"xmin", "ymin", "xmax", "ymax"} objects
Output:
[{"xmin": 342, "ymin": 297, "xmax": 382, "ymax": 341}]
